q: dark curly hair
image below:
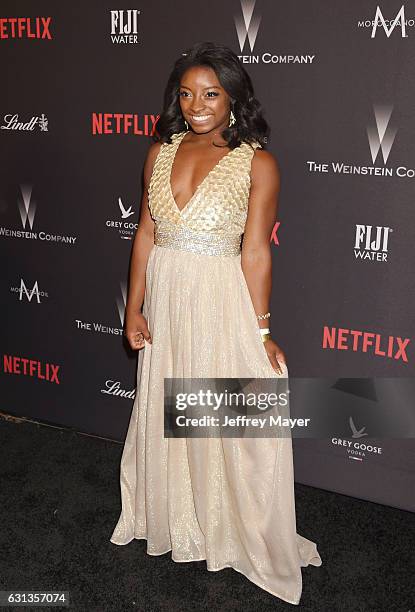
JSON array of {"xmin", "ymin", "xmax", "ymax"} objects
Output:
[{"xmin": 154, "ymin": 41, "xmax": 269, "ymax": 150}]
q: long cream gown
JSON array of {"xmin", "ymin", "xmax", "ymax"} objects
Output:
[{"xmin": 110, "ymin": 130, "xmax": 322, "ymax": 605}]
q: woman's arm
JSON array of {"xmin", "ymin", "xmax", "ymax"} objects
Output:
[
  {"xmin": 241, "ymin": 147, "xmax": 286, "ymax": 372},
  {"xmin": 124, "ymin": 141, "xmax": 161, "ymax": 350}
]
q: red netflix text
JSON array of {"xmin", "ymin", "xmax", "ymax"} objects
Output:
[
  {"xmin": 0, "ymin": 17, "xmax": 52, "ymax": 39},
  {"xmin": 92, "ymin": 113, "xmax": 159, "ymax": 136},
  {"xmin": 322, "ymin": 327, "xmax": 410, "ymax": 362},
  {"xmin": 3, "ymin": 354, "xmax": 61, "ymax": 383}
]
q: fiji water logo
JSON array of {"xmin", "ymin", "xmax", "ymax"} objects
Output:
[
  {"xmin": 354, "ymin": 224, "xmax": 393, "ymax": 262},
  {"xmin": 110, "ymin": 9, "xmax": 140, "ymax": 44}
]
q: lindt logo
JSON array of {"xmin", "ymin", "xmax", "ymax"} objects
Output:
[{"xmin": 1, "ymin": 113, "xmax": 48, "ymax": 132}]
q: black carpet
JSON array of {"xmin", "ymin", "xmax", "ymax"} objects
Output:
[{"xmin": 0, "ymin": 413, "xmax": 413, "ymax": 612}]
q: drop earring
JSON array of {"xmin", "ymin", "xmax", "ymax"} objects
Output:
[
  {"xmin": 184, "ymin": 119, "xmax": 189, "ymax": 130},
  {"xmin": 229, "ymin": 109, "xmax": 236, "ymax": 127}
]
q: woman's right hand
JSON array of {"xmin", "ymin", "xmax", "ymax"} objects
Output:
[{"xmin": 124, "ymin": 310, "xmax": 152, "ymax": 351}]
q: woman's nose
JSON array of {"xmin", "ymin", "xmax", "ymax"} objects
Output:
[{"xmin": 189, "ymin": 95, "xmax": 206, "ymax": 112}]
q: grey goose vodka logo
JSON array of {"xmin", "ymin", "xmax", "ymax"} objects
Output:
[
  {"xmin": 75, "ymin": 281, "xmax": 125, "ymax": 336},
  {"xmin": 332, "ymin": 417, "xmax": 383, "ymax": 461},
  {"xmin": 0, "ymin": 184, "xmax": 77, "ymax": 244},
  {"xmin": 306, "ymin": 103, "xmax": 414, "ymax": 179},
  {"xmin": 233, "ymin": 0, "xmax": 315, "ymax": 65},
  {"xmin": 357, "ymin": 5, "xmax": 414, "ymax": 37},
  {"xmin": 106, "ymin": 196, "xmax": 138, "ymax": 240}
]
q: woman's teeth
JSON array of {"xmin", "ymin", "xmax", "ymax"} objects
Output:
[{"xmin": 191, "ymin": 115, "xmax": 211, "ymax": 122}]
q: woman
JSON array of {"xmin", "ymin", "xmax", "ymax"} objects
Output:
[{"xmin": 110, "ymin": 41, "xmax": 322, "ymax": 605}]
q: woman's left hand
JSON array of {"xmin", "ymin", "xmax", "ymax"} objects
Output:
[{"xmin": 263, "ymin": 338, "xmax": 287, "ymax": 375}]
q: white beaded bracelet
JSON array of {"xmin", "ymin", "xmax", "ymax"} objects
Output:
[{"xmin": 259, "ymin": 327, "xmax": 270, "ymax": 336}]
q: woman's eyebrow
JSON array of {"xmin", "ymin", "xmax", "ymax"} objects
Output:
[{"xmin": 179, "ymin": 85, "xmax": 221, "ymax": 90}]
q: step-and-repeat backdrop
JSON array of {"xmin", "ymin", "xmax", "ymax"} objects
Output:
[{"xmin": 1, "ymin": 1, "xmax": 414, "ymax": 511}]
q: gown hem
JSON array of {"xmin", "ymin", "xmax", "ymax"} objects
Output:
[{"xmin": 110, "ymin": 534, "xmax": 302, "ymax": 605}]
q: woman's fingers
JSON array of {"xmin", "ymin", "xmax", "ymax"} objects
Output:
[{"xmin": 127, "ymin": 330, "xmax": 151, "ymax": 350}]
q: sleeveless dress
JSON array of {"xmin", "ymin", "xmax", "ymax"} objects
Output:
[{"xmin": 110, "ymin": 131, "xmax": 322, "ymax": 605}]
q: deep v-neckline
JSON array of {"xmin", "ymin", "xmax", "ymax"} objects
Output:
[{"xmin": 168, "ymin": 131, "xmax": 240, "ymax": 216}]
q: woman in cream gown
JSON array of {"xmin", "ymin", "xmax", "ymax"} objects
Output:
[{"xmin": 110, "ymin": 42, "xmax": 322, "ymax": 606}]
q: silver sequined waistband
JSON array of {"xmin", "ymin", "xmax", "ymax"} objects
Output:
[{"xmin": 154, "ymin": 223, "xmax": 242, "ymax": 256}]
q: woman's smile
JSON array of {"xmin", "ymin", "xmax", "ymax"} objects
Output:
[{"xmin": 189, "ymin": 114, "xmax": 214, "ymax": 123}]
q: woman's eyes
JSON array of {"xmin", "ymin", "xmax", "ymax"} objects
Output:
[{"xmin": 179, "ymin": 91, "xmax": 219, "ymax": 97}]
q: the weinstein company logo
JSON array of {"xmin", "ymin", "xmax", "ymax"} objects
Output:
[
  {"xmin": 0, "ymin": 184, "xmax": 77, "ymax": 245},
  {"xmin": 357, "ymin": 5, "xmax": 414, "ymax": 37},
  {"xmin": 354, "ymin": 224, "xmax": 393, "ymax": 262},
  {"xmin": 106, "ymin": 197, "xmax": 138, "ymax": 240},
  {"xmin": 0, "ymin": 17, "xmax": 52, "ymax": 39},
  {"xmin": 234, "ymin": 0, "xmax": 315, "ymax": 65},
  {"xmin": 1, "ymin": 113, "xmax": 48, "ymax": 132},
  {"xmin": 307, "ymin": 104, "xmax": 414, "ymax": 179},
  {"xmin": 75, "ymin": 281, "xmax": 126, "ymax": 336},
  {"xmin": 367, "ymin": 105, "xmax": 397, "ymax": 165},
  {"xmin": 110, "ymin": 9, "xmax": 140, "ymax": 44},
  {"xmin": 332, "ymin": 418, "xmax": 383, "ymax": 462},
  {"xmin": 101, "ymin": 379, "xmax": 136, "ymax": 400},
  {"xmin": 10, "ymin": 279, "xmax": 49, "ymax": 302}
]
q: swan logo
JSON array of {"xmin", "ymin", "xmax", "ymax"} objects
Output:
[
  {"xmin": 105, "ymin": 197, "xmax": 138, "ymax": 239},
  {"xmin": 349, "ymin": 417, "xmax": 368, "ymax": 439},
  {"xmin": 119, "ymin": 197, "xmax": 134, "ymax": 219}
]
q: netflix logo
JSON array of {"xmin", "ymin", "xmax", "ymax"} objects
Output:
[
  {"xmin": 0, "ymin": 17, "xmax": 52, "ymax": 39},
  {"xmin": 3, "ymin": 354, "xmax": 61, "ymax": 384},
  {"xmin": 322, "ymin": 326, "xmax": 411, "ymax": 363},
  {"xmin": 91, "ymin": 113, "xmax": 159, "ymax": 136}
]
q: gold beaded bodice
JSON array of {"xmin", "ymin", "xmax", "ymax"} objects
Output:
[{"xmin": 148, "ymin": 131, "xmax": 261, "ymax": 256}]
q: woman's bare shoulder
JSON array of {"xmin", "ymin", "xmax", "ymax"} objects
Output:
[{"xmin": 250, "ymin": 147, "xmax": 280, "ymax": 185}]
